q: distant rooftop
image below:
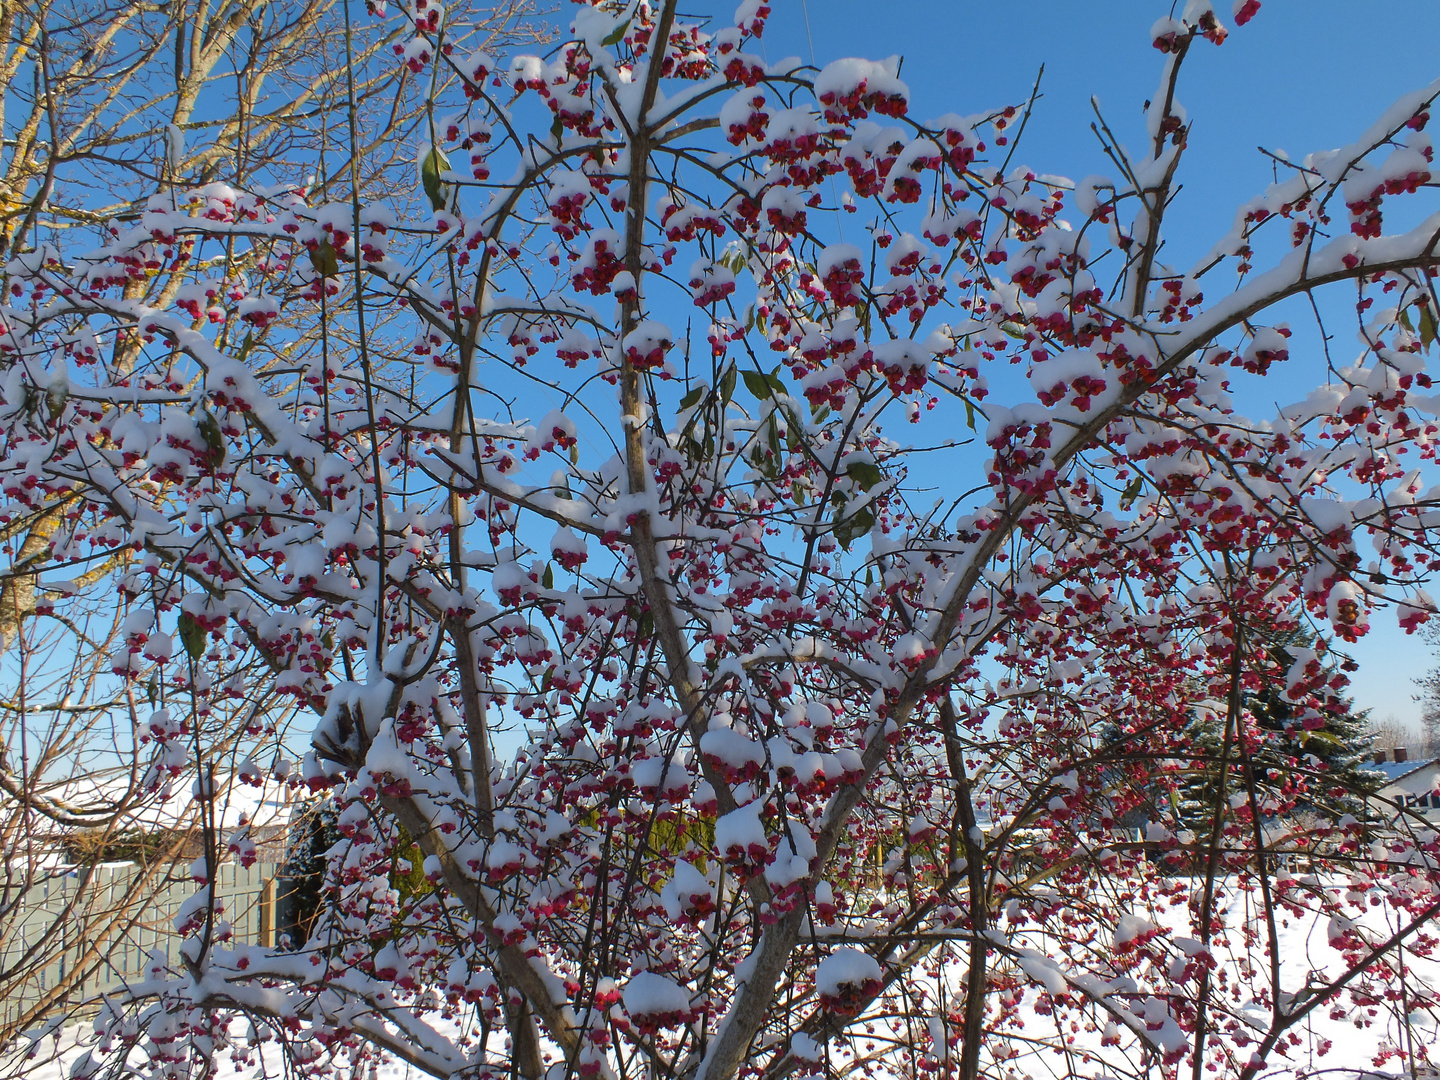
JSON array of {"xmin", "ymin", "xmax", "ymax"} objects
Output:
[
  {"xmin": 1369, "ymin": 748, "xmax": 1438, "ymax": 785},
  {"xmin": 15, "ymin": 767, "xmax": 302, "ymax": 834},
  {"xmin": 1371, "ymin": 759, "xmax": 1431, "ymax": 783}
]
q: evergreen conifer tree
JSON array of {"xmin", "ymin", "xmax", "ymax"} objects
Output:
[
  {"xmin": 1174, "ymin": 622, "xmax": 1380, "ymax": 843},
  {"xmin": 1251, "ymin": 626, "xmax": 1380, "ymax": 820}
]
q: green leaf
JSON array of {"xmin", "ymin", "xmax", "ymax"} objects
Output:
[
  {"xmin": 742, "ymin": 369, "xmax": 773, "ymax": 400},
  {"xmin": 742, "ymin": 369, "xmax": 786, "ymax": 401},
  {"xmin": 1119, "ymin": 475, "xmax": 1145, "ymax": 509},
  {"xmin": 679, "ymin": 385, "xmax": 705, "ymax": 411},
  {"xmin": 964, "ymin": 397, "xmax": 975, "ymax": 431},
  {"xmin": 845, "ymin": 460, "xmax": 884, "ymax": 491},
  {"xmin": 389, "ymin": 827, "xmax": 433, "ymax": 903},
  {"xmin": 178, "ymin": 611, "xmax": 206, "ymax": 660},
  {"xmin": 309, "ymin": 239, "xmax": 339, "ymax": 278},
  {"xmin": 542, "ymin": 562, "xmax": 554, "ymax": 590},
  {"xmin": 783, "ymin": 407, "xmax": 802, "ymax": 451},
  {"xmin": 1300, "ymin": 730, "xmax": 1342, "ymax": 751},
  {"xmin": 636, "ymin": 609, "xmax": 654, "ymax": 643},
  {"xmin": 719, "ymin": 365, "xmax": 737, "ymax": 404},
  {"xmin": 420, "ymin": 146, "xmax": 451, "ymax": 212},
  {"xmin": 236, "ymin": 331, "xmax": 255, "ymax": 365},
  {"xmin": 834, "ymin": 505, "xmax": 875, "ymax": 551},
  {"xmin": 751, "ymin": 423, "xmax": 780, "ymax": 478},
  {"xmin": 45, "ymin": 381, "xmax": 68, "ymax": 419},
  {"xmin": 550, "ymin": 113, "xmax": 564, "ymax": 144},
  {"xmin": 1421, "ymin": 304, "xmax": 1437, "ymax": 350},
  {"xmin": 601, "ymin": 17, "xmax": 631, "ymax": 46},
  {"xmin": 197, "ymin": 411, "xmax": 225, "ymax": 468}
]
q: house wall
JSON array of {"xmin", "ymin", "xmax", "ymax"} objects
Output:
[{"xmin": 1378, "ymin": 762, "xmax": 1440, "ymax": 823}]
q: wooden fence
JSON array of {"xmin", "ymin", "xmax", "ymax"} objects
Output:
[{"xmin": 0, "ymin": 860, "xmax": 281, "ymax": 1033}]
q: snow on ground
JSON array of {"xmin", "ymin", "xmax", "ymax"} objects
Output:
[
  {"xmin": 978, "ymin": 874, "xmax": 1440, "ymax": 1080},
  {"xmin": 7, "ymin": 878, "xmax": 1438, "ymax": 1080},
  {"xmin": 8, "ymin": 1019, "xmax": 442, "ymax": 1080}
]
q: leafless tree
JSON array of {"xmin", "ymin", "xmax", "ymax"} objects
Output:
[{"xmin": 0, "ymin": 0, "xmax": 544, "ymax": 1046}]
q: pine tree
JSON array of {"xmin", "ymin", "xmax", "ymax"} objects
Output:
[
  {"xmin": 276, "ymin": 799, "xmax": 340, "ymax": 947},
  {"xmin": 1173, "ymin": 705, "xmax": 1232, "ymax": 844},
  {"xmin": 1172, "ymin": 624, "xmax": 1379, "ymax": 844},
  {"xmin": 1248, "ymin": 626, "xmax": 1380, "ymax": 821}
]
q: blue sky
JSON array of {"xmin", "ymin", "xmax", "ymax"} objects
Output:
[
  {"xmin": 734, "ymin": 1, "xmax": 1440, "ymax": 734},
  {"xmin": 760, "ymin": 0, "xmax": 1440, "ymax": 273}
]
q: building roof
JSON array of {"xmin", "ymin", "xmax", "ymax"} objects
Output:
[
  {"xmin": 17, "ymin": 767, "xmax": 301, "ymax": 836},
  {"xmin": 1371, "ymin": 757, "xmax": 1439, "ymax": 785}
]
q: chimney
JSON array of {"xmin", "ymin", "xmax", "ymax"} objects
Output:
[
  {"xmin": 1395, "ymin": 747, "xmax": 1409, "ymax": 763},
  {"xmin": 1375, "ymin": 750, "xmax": 1388, "ymax": 764}
]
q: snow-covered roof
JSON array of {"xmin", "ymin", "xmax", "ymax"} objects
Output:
[
  {"xmin": 19, "ymin": 768, "xmax": 301, "ymax": 835},
  {"xmin": 1371, "ymin": 757, "xmax": 1439, "ymax": 786}
]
